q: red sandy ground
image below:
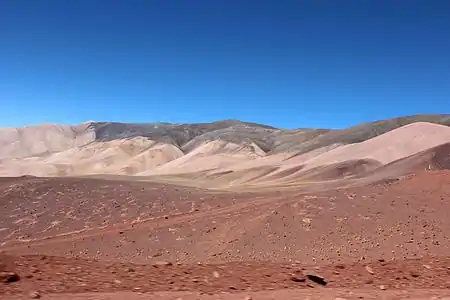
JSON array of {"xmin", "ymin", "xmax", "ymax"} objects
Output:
[{"xmin": 1, "ymin": 171, "xmax": 450, "ymax": 299}]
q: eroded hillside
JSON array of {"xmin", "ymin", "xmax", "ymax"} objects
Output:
[{"xmin": 1, "ymin": 115, "xmax": 450, "ymax": 188}]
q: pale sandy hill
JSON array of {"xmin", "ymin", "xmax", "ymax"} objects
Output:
[
  {"xmin": 141, "ymin": 140, "xmax": 266, "ymax": 175},
  {"xmin": 356, "ymin": 142, "xmax": 450, "ymax": 182},
  {"xmin": 1, "ymin": 120, "xmax": 450, "ymax": 186},
  {"xmin": 0, "ymin": 137, "xmax": 183, "ymax": 177},
  {"xmin": 215, "ymin": 123, "xmax": 450, "ymax": 187},
  {"xmin": 253, "ymin": 143, "xmax": 344, "ymax": 182},
  {"xmin": 211, "ymin": 153, "xmax": 290, "ymax": 172},
  {"xmin": 0, "ymin": 123, "xmax": 95, "ymax": 159},
  {"xmin": 101, "ymin": 141, "xmax": 184, "ymax": 175},
  {"xmin": 203, "ymin": 143, "xmax": 344, "ymax": 185},
  {"xmin": 300, "ymin": 122, "xmax": 450, "ymax": 171},
  {"xmin": 212, "ymin": 143, "xmax": 344, "ymax": 186}
]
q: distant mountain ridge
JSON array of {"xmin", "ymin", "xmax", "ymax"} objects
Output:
[
  {"xmin": 1, "ymin": 114, "xmax": 450, "ymax": 159},
  {"xmin": 1, "ymin": 114, "xmax": 450, "ymax": 184}
]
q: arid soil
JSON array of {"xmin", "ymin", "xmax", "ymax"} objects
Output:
[
  {"xmin": 2, "ymin": 172, "xmax": 450, "ymax": 264},
  {"xmin": 2, "ymin": 254, "xmax": 450, "ymax": 296},
  {"xmin": 1, "ymin": 171, "xmax": 450, "ymax": 298},
  {"xmin": 5, "ymin": 290, "xmax": 450, "ymax": 300}
]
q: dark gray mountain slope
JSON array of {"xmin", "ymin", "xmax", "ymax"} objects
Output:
[
  {"xmin": 86, "ymin": 114, "xmax": 450, "ymax": 155},
  {"xmin": 90, "ymin": 120, "xmax": 276, "ymax": 148}
]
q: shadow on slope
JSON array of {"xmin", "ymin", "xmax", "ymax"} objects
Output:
[{"xmin": 361, "ymin": 142, "xmax": 450, "ymax": 180}]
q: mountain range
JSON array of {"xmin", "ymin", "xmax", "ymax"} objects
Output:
[{"xmin": 1, "ymin": 114, "xmax": 450, "ymax": 188}]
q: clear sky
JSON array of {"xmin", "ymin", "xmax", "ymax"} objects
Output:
[{"xmin": 1, "ymin": 1, "xmax": 449, "ymax": 129}]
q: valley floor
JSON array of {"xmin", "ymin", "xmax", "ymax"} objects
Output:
[{"xmin": 1, "ymin": 171, "xmax": 450, "ymax": 299}]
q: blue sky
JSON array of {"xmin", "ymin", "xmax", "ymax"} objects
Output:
[{"xmin": 1, "ymin": 0, "xmax": 449, "ymax": 129}]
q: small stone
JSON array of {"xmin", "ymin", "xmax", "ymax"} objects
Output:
[
  {"xmin": 113, "ymin": 279, "xmax": 122, "ymax": 284},
  {"xmin": 306, "ymin": 274, "xmax": 327, "ymax": 286},
  {"xmin": 423, "ymin": 264, "xmax": 432, "ymax": 269},
  {"xmin": 28, "ymin": 291, "xmax": 41, "ymax": 299},
  {"xmin": 244, "ymin": 297, "xmax": 253, "ymax": 300},
  {"xmin": 410, "ymin": 271, "xmax": 419, "ymax": 278},
  {"xmin": 365, "ymin": 266, "xmax": 375, "ymax": 275},
  {"xmin": 289, "ymin": 273, "xmax": 306, "ymax": 282},
  {"xmin": 0, "ymin": 271, "xmax": 20, "ymax": 283},
  {"xmin": 153, "ymin": 261, "xmax": 172, "ymax": 267},
  {"xmin": 379, "ymin": 285, "xmax": 386, "ymax": 290},
  {"xmin": 124, "ymin": 267, "xmax": 135, "ymax": 272},
  {"xmin": 213, "ymin": 271, "xmax": 220, "ymax": 278}
]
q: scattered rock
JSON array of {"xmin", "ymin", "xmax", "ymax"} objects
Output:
[
  {"xmin": 289, "ymin": 272, "xmax": 306, "ymax": 282},
  {"xmin": 306, "ymin": 274, "xmax": 327, "ymax": 286},
  {"xmin": 28, "ymin": 291, "xmax": 41, "ymax": 299},
  {"xmin": 410, "ymin": 271, "xmax": 420, "ymax": 278},
  {"xmin": 365, "ymin": 265, "xmax": 375, "ymax": 275},
  {"xmin": 0, "ymin": 271, "xmax": 20, "ymax": 283},
  {"xmin": 153, "ymin": 261, "xmax": 173, "ymax": 267}
]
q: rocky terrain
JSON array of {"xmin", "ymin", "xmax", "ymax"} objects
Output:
[{"xmin": 1, "ymin": 170, "xmax": 450, "ymax": 299}]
